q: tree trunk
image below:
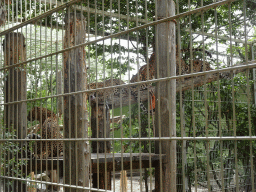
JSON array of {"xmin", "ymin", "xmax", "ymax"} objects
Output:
[
  {"xmin": 3, "ymin": 32, "xmax": 27, "ymax": 192},
  {"xmin": 63, "ymin": 12, "xmax": 89, "ymax": 192},
  {"xmin": 155, "ymin": 0, "xmax": 176, "ymax": 191}
]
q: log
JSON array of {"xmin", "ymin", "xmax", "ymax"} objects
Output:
[
  {"xmin": 3, "ymin": 32, "xmax": 27, "ymax": 192},
  {"xmin": 91, "ymin": 66, "xmax": 247, "ymax": 110},
  {"xmin": 63, "ymin": 12, "xmax": 89, "ymax": 191},
  {"xmin": 155, "ymin": 0, "xmax": 176, "ymax": 191}
]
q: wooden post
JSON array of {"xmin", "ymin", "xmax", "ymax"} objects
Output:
[
  {"xmin": 91, "ymin": 103, "xmax": 111, "ymax": 189},
  {"xmin": 63, "ymin": 13, "xmax": 89, "ymax": 191},
  {"xmin": 3, "ymin": 32, "xmax": 27, "ymax": 192},
  {"xmin": 155, "ymin": 0, "xmax": 176, "ymax": 191},
  {"xmin": 28, "ymin": 172, "xmax": 36, "ymax": 192},
  {"xmin": 0, "ymin": 0, "xmax": 10, "ymax": 26},
  {"xmin": 120, "ymin": 170, "xmax": 127, "ymax": 192}
]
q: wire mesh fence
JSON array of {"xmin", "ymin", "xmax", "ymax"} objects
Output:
[{"xmin": 0, "ymin": 0, "xmax": 255, "ymax": 191}]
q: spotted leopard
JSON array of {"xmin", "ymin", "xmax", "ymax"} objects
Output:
[
  {"xmin": 88, "ymin": 78, "xmax": 126, "ymax": 104},
  {"xmin": 130, "ymin": 49, "xmax": 212, "ymax": 113},
  {"xmin": 130, "ymin": 52, "xmax": 156, "ymax": 112},
  {"xmin": 27, "ymin": 107, "xmax": 63, "ymax": 159},
  {"xmin": 27, "ymin": 106, "xmax": 57, "ymax": 124}
]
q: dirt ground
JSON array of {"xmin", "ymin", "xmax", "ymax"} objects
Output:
[{"xmin": 1, "ymin": 176, "xmax": 155, "ymax": 192}]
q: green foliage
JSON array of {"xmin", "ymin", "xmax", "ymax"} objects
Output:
[
  {"xmin": 0, "ymin": 129, "xmax": 27, "ymax": 190},
  {"xmin": 176, "ymin": 72, "xmax": 256, "ymax": 190},
  {"xmin": 113, "ymin": 104, "xmax": 155, "ymax": 153}
]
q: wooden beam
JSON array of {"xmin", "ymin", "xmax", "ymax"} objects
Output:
[{"xmin": 24, "ymin": 153, "xmax": 166, "ymax": 173}]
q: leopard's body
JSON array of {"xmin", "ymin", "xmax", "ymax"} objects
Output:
[
  {"xmin": 130, "ymin": 49, "xmax": 212, "ymax": 112},
  {"xmin": 27, "ymin": 106, "xmax": 57, "ymax": 124},
  {"xmin": 88, "ymin": 79, "xmax": 126, "ymax": 103},
  {"xmin": 130, "ymin": 53, "xmax": 156, "ymax": 112},
  {"xmin": 27, "ymin": 107, "xmax": 63, "ymax": 159}
]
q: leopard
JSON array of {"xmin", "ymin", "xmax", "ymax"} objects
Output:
[
  {"xmin": 131, "ymin": 48, "xmax": 212, "ymax": 82},
  {"xmin": 27, "ymin": 107, "xmax": 63, "ymax": 159},
  {"xmin": 27, "ymin": 106, "xmax": 57, "ymax": 124},
  {"xmin": 130, "ymin": 49, "xmax": 212, "ymax": 113},
  {"xmin": 88, "ymin": 78, "xmax": 126, "ymax": 104},
  {"xmin": 130, "ymin": 52, "xmax": 156, "ymax": 113}
]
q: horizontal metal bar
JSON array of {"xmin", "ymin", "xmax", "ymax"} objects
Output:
[
  {"xmin": 38, "ymin": 0, "xmax": 149, "ymax": 23},
  {"xmin": 185, "ymin": 29, "xmax": 248, "ymax": 44},
  {"xmin": 0, "ymin": 0, "xmax": 81, "ymax": 37},
  {"xmin": 1, "ymin": 60, "xmax": 255, "ymax": 106},
  {"xmin": 1, "ymin": 136, "xmax": 256, "ymax": 142},
  {"xmin": 0, "ymin": 175, "xmax": 110, "ymax": 192},
  {"xmin": 0, "ymin": 0, "xmax": 235, "ymax": 72}
]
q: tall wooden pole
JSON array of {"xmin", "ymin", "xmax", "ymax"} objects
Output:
[
  {"xmin": 63, "ymin": 12, "xmax": 89, "ymax": 192},
  {"xmin": 155, "ymin": 0, "xmax": 176, "ymax": 191},
  {"xmin": 3, "ymin": 32, "xmax": 27, "ymax": 192}
]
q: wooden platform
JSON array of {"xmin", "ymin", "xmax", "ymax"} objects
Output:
[{"xmin": 23, "ymin": 153, "xmax": 165, "ymax": 174}]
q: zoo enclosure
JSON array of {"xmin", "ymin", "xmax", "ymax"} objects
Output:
[{"xmin": 0, "ymin": 0, "xmax": 256, "ymax": 191}]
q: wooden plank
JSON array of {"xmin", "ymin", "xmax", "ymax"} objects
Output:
[{"xmin": 24, "ymin": 153, "xmax": 165, "ymax": 173}]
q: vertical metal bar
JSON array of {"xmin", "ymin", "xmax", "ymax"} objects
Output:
[
  {"xmin": 55, "ymin": 6, "xmax": 61, "ymax": 188},
  {"xmin": 94, "ymin": 0, "xmax": 100, "ymax": 189},
  {"xmin": 16, "ymin": 29, "xmax": 19, "ymax": 192},
  {"xmin": 68, "ymin": 9, "xmax": 72, "ymax": 192},
  {"xmin": 102, "ymin": 0, "xmax": 106, "ymax": 187},
  {"xmin": 199, "ymin": 0, "xmax": 211, "ymax": 190},
  {"xmin": 50, "ymin": 7, "xmax": 54, "ymax": 191},
  {"xmin": 86, "ymin": 1, "xmax": 92, "ymax": 190},
  {"xmin": 168, "ymin": 1, "xmax": 176, "ymax": 190},
  {"xmin": 243, "ymin": 1, "xmax": 254, "ymax": 191},
  {"xmin": 227, "ymin": 1, "xmax": 239, "ymax": 190},
  {"xmin": 213, "ymin": 0, "xmax": 224, "ymax": 191},
  {"xmin": 133, "ymin": 0, "xmax": 143, "ymax": 191},
  {"xmin": 155, "ymin": 0, "xmax": 163, "ymax": 190},
  {"xmin": 144, "ymin": 1, "xmax": 153, "ymax": 191},
  {"xmin": 11, "ymin": 30, "xmax": 14, "ymax": 192},
  {"xmin": 108, "ymin": 0, "xmax": 116, "ymax": 190},
  {"xmin": 15, "ymin": 5, "xmax": 19, "ymax": 192},
  {"xmin": 62, "ymin": 2, "xmax": 66, "ymax": 189},
  {"xmin": 176, "ymin": 0, "xmax": 187, "ymax": 191},
  {"xmin": 186, "ymin": 0, "xmax": 198, "ymax": 191},
  {"xmin": 74, "ymin": 9, "xmax": 78, "ymax": 190}
]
